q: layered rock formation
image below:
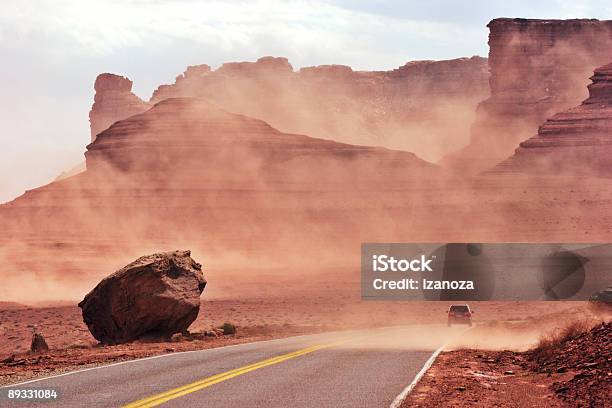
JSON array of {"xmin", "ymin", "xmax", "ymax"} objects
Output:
[
  {"xmin": 490, "ymin": 63, "xmax": 612, "ymax": 175},
  {"xmin": 2, "ymin": 97, "xmax": 444, "ymax": 245},
  {"xmin": 89, "ymin": 73, "xmax": 150, "ymax": 141},
  {"xmin": 442, "ymin": 18, "xmax": 612, "ymax": 173},
  {"xmin": 79, "ymin": 250, "xmax": 206, "ymax": 344},
  {"xmin": 85, "ymin": 97, "xmax": 440, "ymax": 187},
  {"xmin": 0, "ymin": 97, "xmax": 452, "ymax": 300},
  {"xmin": 89, "ymin": 56, "xmax": 489, "ymax": 161}
]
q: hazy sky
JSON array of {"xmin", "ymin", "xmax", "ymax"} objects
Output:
[{"xmin": 2, "ymin": 0, "xmax": 612, "ymax": 203}]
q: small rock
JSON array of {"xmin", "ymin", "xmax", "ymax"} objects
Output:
[
  {"xmin": 1, "ymin": 355, "xmax": 15, "ymax": 364},
  {"xmin": 7, "ymin": 359, "xmax": 26, "ymax": 367},
  {"xmin": 503, "ymin": 370, "xmax": 515, "ymax": 375},
  {"xmin": 189, "ymin": 332, "xmax": 206, "ymax": 340},
  {"xmin": 30, "ymin": 332, "xmax": 49, "ymax": 353},
  {"xmin": 573, "ymin": 372, "xmax": 589, "ymax": 380},
  {"xmin": 456, "ymin": 386, "xmax": 466, "ymax": 392}
]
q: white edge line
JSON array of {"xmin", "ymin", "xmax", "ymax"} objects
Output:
[
  {"xmin": 389, "ymin": 345, "xmax": 445, "ymax": 408},
  {"xmin": 2, "ymin": 324, "xmax": 439, "ymax": 390},
  {"xmin": 0, "ymin": 325, "xmax": 384, "ymax": 389},
  {"xmin": 0, "ymin": 331, "xmax": 322, "ymax": 389}
]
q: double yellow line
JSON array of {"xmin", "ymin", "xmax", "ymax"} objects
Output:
[{"xmin": 123, "ymin": 340, "xmax": 347, "ymax": 408}]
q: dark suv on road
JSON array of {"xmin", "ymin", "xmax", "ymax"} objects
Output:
[{"xmin": 447, "ymin": 304, "xmax": 473, "ymax": 327}]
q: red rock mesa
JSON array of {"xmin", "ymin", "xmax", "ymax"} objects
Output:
[
  {"xmin": 2, "ymin": 98, "xmax": 444, "ymax": 249},
  {"xmin": 85, "ymin": 98, "xmax": 439, "ymax": 182},
  {"xmin": 89, "ymin": 56, "xmax": 489, "ymax": 161},
  {"xmin": 0, "ymin": 97, "xmax": 454, "ymax": 301},
  {"xmin": 490, "ymin": 62, "xmax": 612, "ymax": 175},
  {"xmin": 442, "ymin": 18, "xmax": 612, "ymax": 174}
]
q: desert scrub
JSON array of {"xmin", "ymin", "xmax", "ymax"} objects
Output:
[
  {"xmin": 532, "ymin": 319, "xmax": 593, "ymax": 360},
  {"xmin": 219, "ymin": 322, "xmax": 236, "ymax": 335}
]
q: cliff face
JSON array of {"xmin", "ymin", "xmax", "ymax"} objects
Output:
[
  {"xmin": 490, "ymin": 63, "xmax": 612, "ymax": 175},
  {"xmin": 442, "ymin": 18, "xmax": 612, "ymax": 173},
  {"xmin": 89, "ymin": 56, "xmax": 489, "ymax": 162},
  {"xmin": 89, "ymin": 74, "xmax": 151, "ymax": 141}
]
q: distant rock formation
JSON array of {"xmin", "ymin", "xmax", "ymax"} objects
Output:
[
  {"xmin": 89, "ymin": 73, "xmax": 151, "ymax": 141},
  {"xmin": 489, "ymin": 63, "xmax": 612, "ymax": 175},
  {"xmin": 442, "ymin": 18, "xmax": 612, "ymax": 174},
  {"xmin": 3, "ymin": 98, "xmax": 444, "ymax": 243},
  {"xmin": 589, "ymin": 286, "xmax": 612, "ymax": 308},
  {"xmin": 1, "ymin": 99, "xmax": 448, "ymax": 300},
  {"xmin": 79, "ymin": 250, "xmax": 206, "ymax": 344},
  {"xmin": 85, "ymin": 97, "xmax": 440, "ymax": 186},
  {"xmin": 89, "ymin": 56, "xmax": 489, "ymax": 162}
]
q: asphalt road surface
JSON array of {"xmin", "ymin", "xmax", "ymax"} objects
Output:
[{"xmin": 1, "ymin": 326, "xmax": 453, "ymax": 408}]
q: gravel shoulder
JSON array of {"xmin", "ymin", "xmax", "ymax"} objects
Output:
[
  {"xmin": 401, "ymin": 349, "xmax": 570, "ymax": 407},
  {"xmin": 402, "ymin": 320, "xmax": 611, "ymax": 407}
]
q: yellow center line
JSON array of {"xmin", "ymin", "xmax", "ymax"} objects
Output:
[{"xmin": 122, "ymin": 339, "xmax": 350, "ymax": 408}]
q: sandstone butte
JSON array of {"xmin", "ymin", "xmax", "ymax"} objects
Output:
[
  {"xmin": 88, "ymin": 56, "xmax": 489, "ymax": 161},
  {"xmin": 89, "ymin": 73, "xmax": 151, "ymax": 142},
  {"xmin": 56, "ymin": 74, "xmax": 148, "ymax": 181},
  {"xmin": 489, "ymin": 62, "xmax": 612, "ymax": 175},
  {"xmin": 1, "ymin": 97, "xmax": 446, "ymax": 244},
  {"xmin": 85, "ymin": 97, "xmax": 440, "ymax": 181},
  {"xmin": 0, "ymin": 97, "xmax": 457, "ymax": 301},
  {"xmin": 441, "ymin": 18, "xmax": 612, "ymax": 174}
]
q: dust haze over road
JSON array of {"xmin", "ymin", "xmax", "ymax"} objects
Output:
[{"xmin": 0, "ymin": 325, "xmax": 466, "ymax": 408}]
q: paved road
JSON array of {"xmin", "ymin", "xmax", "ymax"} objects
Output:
[{"xmin": 0, "ymin": 326, "xmax": 452, "ymax": 408}]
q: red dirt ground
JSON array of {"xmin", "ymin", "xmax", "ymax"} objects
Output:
[
  {"xmin": 402, "ymin": 315, "xmax": 611, "ymax": 407},
  {"xmin": 0, "ymin": 289, "xmax": 596, "ymax": 386}
]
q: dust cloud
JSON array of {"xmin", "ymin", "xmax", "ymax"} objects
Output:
[
  {"xmin": 146, "ymin": 58, "xmax": 489, "ymax": 163},
  {"xmin": 1, "ymin": 52, "xmax": 611, "ymax": 308},
  {"xmin": 2, "ymin": 161, "xmax": 612, "ymax": 303}
]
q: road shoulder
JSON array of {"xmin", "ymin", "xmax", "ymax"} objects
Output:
[{"xmin": 400, "ymin": 349, "xmax": 569, "ymax": 407}]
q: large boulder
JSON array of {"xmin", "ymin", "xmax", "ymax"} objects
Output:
[{"xmin": 78, "ymin": 250, "xmax": 206, "ymax": 344}]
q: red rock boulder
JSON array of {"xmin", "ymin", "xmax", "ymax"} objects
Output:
[{"xmin": 78, "ymin": 250, "xmax": 206, "ymax": 344}]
